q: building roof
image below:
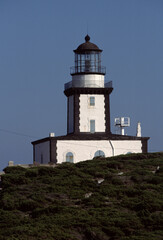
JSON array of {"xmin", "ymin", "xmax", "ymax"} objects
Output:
[
  {"xmin": 32, "ymin": 133, "xmax": 149, "ymax": 145},
  {"xmin": 74, "ymin": 35, "xmax": 102, "ymax": 53}
]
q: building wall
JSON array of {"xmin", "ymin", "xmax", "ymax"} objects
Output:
[
  {"xmin": 68, "ymin": 95, "xmax": 74, "ymax": 133},
  {"xmin": 34, "ymin": 141, "xmax": 50, "ymax": 164},
  {"xmin": 79, "ymin": 94, "xmax": 105, "ymax": 132},
  {"xmin": 56, "ymin": 139, "xmax": 142, "ymax": 163},
  {"xmin": 111, "ymin": 140, "xmax": 142, "ymax": 155},
  {"xmin": 57, "ymin": 140, "xmax": 112, "ymax": 163}
]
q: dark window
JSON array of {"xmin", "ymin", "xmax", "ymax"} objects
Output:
[
  {"xmin": 94, "ymin": 150, "xmax": 105, "ymax": 157},
  {"xmin": 90, "ymin": 120, "xmax": 95, "ymax": 133},
  {"xmin": 66, "ymin": 152, "xmax": 74, "ymax": 163},
  {"xmin": 90, "ymin": 96, "xmax": 95, "ymax": 106}
]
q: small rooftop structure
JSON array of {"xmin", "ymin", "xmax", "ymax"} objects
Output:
[{"xmin": 115, "ymin": 117, "xmax": 130, "ymax": 135}]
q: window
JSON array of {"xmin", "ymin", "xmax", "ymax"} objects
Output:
[
  {"xmin": 126, "ymin": 152, "xmax": 132, "ymax": 154},
  {"xmin": 94, "ymin": 150, "xmax": 105, "ymax": 158},
  {"xmin": 66, "ymin": 152, "xmax": 74, "ymax": 163},
  {"xmin": 90, "ymin": 96, "xmax": 95, "ymax": 106},
  {"xmin": 90, "ymin": 120, "xmax": 95, "ymax": 133}
]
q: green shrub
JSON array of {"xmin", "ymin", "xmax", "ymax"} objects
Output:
[
  {"xmin": 38, "ymin": 167, "xmax": 56, "ymax": 176},
  {"xmin": 148, "ymin": 176, "xmax": 162, "ymax": 184},
  {"xmin": 0, "ymin": 152, "xmax": 163, "ymax": 240},
  {"xmin": 19, "ymin": 199, "xmax": 41, "ymax": 212},
  {"xmin": 25, "ymin": 168, "xmax": 38, "ymax": 178},
  {"xmin": 2, "ymin": 174, "xmax": 29, "ymax": 187},
  {"xmin": 1, "ymin": 194, "xmax": 19, "ymax": 210},
  {"xmin": 3, "ymin": 166, "xmax": 26, "ymax": 174}
]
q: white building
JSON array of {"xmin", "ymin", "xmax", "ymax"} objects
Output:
[{"xmin": 32, "ymin": 35, "xmax": 149, "ymax": 164}]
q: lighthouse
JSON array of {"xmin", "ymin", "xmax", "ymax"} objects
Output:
[
  {"xmin": 64, "ymin": 35, "xmax": 113, "ymax": 135},
  {"xmin": 32, "ymin": 35, "xmax": 149, "ymax": 164}
]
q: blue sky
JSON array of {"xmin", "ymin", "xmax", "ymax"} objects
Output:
[{"xmin": 0, "ymin": 0, "xmax": 162, "ymax": 170}]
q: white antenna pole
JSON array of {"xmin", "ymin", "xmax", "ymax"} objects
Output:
[
  {"xmin": 136, "ymin": 122, "xmax": 141, "ymax": 137},
  {"xmin": 121, "ymin": 128, "xmax": 125, "ymax": 135}
]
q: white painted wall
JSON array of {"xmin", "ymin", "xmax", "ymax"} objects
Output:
[
  {"xmin": 35, "ymin": 141, "xmax": 50, "ymax": 164},
  {"xmin": 68, "ymin": 95, "xmax": 74, "ymax": 133},
  {"xmin": 57, "ymin": 140, "xmax": 112, "ymax": 163},
  {"xmin": 56, "ymin": 139, "xmax": 143, "ymax": 164},
  {"xmin": 111, "ymin": 140, "xmax": 142, "ymax": 155},
  {"xmin": 72, "ymin": 74, "xmax": 104, "ymax": 88},
  {"xmin": 79, "ymin": 94, "xmax": 105, "ymax": 132}
]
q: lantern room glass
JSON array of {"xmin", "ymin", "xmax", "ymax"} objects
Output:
[{"xmin": 75, "ymin": 51, "xmax": 102, "ymax": 73}]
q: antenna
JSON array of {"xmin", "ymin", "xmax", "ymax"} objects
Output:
[
  {"xmin": 114, "ymin": 117, "xmax": 130, "ymax": 135},
  {"xmin": 86, "ymin": 21, "xmax": 89, "ymax": 35}
]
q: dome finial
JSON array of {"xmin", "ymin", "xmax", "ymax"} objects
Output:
[{"xmin": 85, "ymin": 34, "xmax": 90, "ymax": 42}]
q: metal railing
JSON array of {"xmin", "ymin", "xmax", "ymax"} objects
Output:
[{"xmin": 70, "ymin": 66, "xmax": 106, "ymax": 75}]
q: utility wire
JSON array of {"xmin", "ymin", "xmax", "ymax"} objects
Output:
[
  {"xmin": 0, "ymin": 128, "xmax": 38, "ymax": 139},
  {"xmin": 0, "ymin": 128, "xmax": 161, "ymax": 152}
]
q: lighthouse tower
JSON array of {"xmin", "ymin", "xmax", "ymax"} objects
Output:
[
  {"xmin": 64, "ymin": 35, "xmax": 113, "ymax": 135},
  {"xmin": 32, "ymin": 35, "xmax": 149, "ymax": 164}
]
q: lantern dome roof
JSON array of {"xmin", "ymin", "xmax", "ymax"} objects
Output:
[{"xmin": 74, "ymin": 35, "xmax": 102, "ymax": 53}]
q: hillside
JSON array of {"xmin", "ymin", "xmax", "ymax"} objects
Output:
[{"xmin": 0, "ymin": 153, "xmax": 163, "ymax": 240}]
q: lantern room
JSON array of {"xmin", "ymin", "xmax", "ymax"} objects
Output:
[{"xmin": 70, "ymin": 35, "xmax": 106, "ymax": 75}]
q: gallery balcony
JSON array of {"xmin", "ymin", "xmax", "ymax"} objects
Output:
[{"xmin": 64, "ymin": 80, "xmax": 112, "ymax": 91}]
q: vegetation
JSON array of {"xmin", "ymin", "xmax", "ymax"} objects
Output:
[{"xmin": 0, "ymin": 152, "xmax": 163, "ymax": 240}]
